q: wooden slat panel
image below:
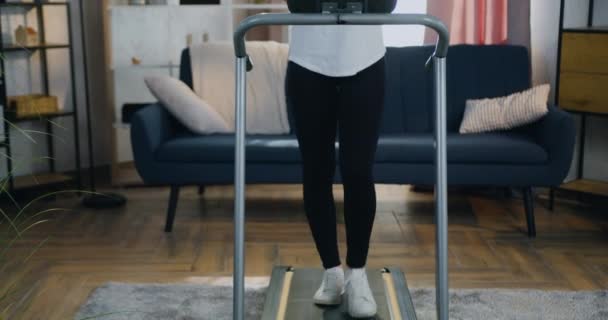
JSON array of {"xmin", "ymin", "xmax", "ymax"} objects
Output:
[
  {"xmin": 558, "ymin": 72, "xmax": 608, "ymax": 114},
  {"xmin": 560, "ymin": 32, "xmax": 608, "ymax": 74}
]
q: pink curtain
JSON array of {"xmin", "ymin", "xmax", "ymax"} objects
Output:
[{"xmin": 425, "ymin": 0, "xmax": 509, "ymax": 45}]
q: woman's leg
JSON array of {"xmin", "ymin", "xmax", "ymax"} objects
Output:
[
  {"xmin": 337, "ymin": 58, "xmax": 385, "ymax": 268},
  {"xmin": 286, "ymin": 61, "xmax": 341, "ymax": 269}
]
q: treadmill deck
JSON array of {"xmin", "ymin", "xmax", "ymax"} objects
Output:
[{"xmin": 262, "ymin": 267, "xmax": 417, "ymax": 320}]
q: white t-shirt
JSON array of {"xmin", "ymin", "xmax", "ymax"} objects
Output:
[{"xmin": 288, "ymin": 25, "xmax": 386, "ymax": 77}]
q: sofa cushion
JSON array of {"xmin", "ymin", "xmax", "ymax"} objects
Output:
[
  {"xmin": 157, "ymin": 132, "xmax": 547, "ymax": 165},
  {"xmin": 144, "ymin": 76, "xmax": 231, "ymax": 135},
  {"xmin": 459, "ymin": 84, "xmax": 551, "ymax": 134},
  {"xmin": 157, "ymin": 134, "xmax": 302, "ymax": 164},
  {"xmin": 376, "ymin": 133, "xmax": 547, "ymax": 164}
]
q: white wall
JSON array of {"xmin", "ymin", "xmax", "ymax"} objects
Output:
[
  {"xmin": 594, "ymin": 0, "xmax": 608, "ymax": 25},
  {"xmin": 531, "ymin": 0, "xmax": 608, "ymax": 182},
  {"xmin": 108, "ymin": 5, "xmax": 230, "ymax": 163}
]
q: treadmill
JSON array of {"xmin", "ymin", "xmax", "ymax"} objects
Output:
[{"xmin": 232, "ymin": 1, "xmax": 450, "ymax": 319}]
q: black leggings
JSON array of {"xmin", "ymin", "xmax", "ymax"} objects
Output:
[{"xmin": 286, "ymin": 58, "xmax": 385, "ymax": 269}]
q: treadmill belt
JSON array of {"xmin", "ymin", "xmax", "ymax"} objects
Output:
[{"xmin": 284, "ymin": 268, "xmax": 392, "ymax": 320}]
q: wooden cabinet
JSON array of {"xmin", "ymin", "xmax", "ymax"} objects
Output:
[{"xmin": 558, "ymin": 30, "xmax": 608, "ymax": 115}]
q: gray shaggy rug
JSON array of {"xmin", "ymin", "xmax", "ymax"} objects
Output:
[{"xmin": 75, "ymin": 281, "xmax": 608, "ymax": 320}]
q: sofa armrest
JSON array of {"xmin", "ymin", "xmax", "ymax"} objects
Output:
[
  {"xmin": 517, "ymin": 106, "xmax": 576, "ymax": 185},
  {"xmin": 130, "ymin": 103, "xmax": 174, "ymax": 167}
]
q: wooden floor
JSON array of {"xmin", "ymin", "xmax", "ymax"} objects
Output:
[{"xmin": 1, "ymin": 185, "xmax": 607, "ymax": 319}]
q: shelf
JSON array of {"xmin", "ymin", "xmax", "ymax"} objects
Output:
[
  {"xmin": 13, "ymin": 172, "xmax": 73, "ymax": 190},
  {"xmin": 1, "ymin": 42, "xmax": 70, "ymax": 52},
  {"xmin": 560, "ymin": 179, "xmax": 608, "ymax": 198},
  {"xmin": 563, "ymin": 26, "xmax": 608, "ymax": 34},
  {"xmin": 5, "ymin": 111, "xmax": 74, "ymax": 122},
  {"xmin": 0, "ymin": 0, "xmax": 80, "ymax": 195},
  {"xmin": 561, "ymin": 108, "xmax": 608, "ymax": 117}
]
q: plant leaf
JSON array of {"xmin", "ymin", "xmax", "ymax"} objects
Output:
[
  {"xmin": 0, "ymin": 219, "xmax": 50, "ymax": 261},
  {"xmin": 14, "ymin": 190, "xmax": 102, "ymax": 223},
  {"xmin": 20, "ymin": 130, "xmax": 67, "ymax": 145},
  {"xmin": 0, "ymin": 208, "xmax": 21, "ymax": 237},
  {"xmin": 23, "ymin": 237, "xmax": 50, "ymax": 263},
  {"xmin": 46, "ymin": 119, "xmax": 66, "ymax": 130},
  {"xmin": 0, "ymin": 180, "xmax": 21, "ymax": 212},
  {"xmin": 3, "ymin": 120, "xmax": 36, "ymax": 144},
  {"xmin": 17, "ymin": 208, "xmax": 72, "ymax": 229}
]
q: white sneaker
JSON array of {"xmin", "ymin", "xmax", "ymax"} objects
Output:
[
  {"xmin": 345, "ymin": 267, "xmax": 377, "ymax": 318},
  {"xmin": 313, "ymin": 266, "xmax": 344, "ymax": 305}
]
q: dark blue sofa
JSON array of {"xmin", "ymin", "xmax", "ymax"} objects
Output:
[{"xmin": 131, "ymin": 45, "xmax": 575, "ymax": 237}]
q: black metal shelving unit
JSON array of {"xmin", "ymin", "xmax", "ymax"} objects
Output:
[
  {"xmin": 0, "ymin": 0, "xmax": 81, "ymax": 193},
  {"xmin": 550, "ymin": 0, "xmax": 608, "ymax": 208}
]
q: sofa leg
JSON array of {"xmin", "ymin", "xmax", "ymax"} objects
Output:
[
  {"xmin": 523, "ymin": 187, "xmax": 537, "ymax": 238},
  {"xmin": 198, "ymin": 185, "xmax": 206, "ymax": 196},
  {"xmin": 548, "ymin": 188, "xmax": 555, "ymax": 211},
  {"xmin": 165, "ymin": 186, "xmax": 180, "ymax": 233}
]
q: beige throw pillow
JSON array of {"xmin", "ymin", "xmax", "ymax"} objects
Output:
[
  {"xmin": 145, "ymin": 76, "xmax": 231, "ymax": 135},
  {"xmin": 459, "ymin": 84, "xmax": 551, "ymax": 134}
]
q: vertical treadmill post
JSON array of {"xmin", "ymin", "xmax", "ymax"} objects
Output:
[
  {"xmin": 234, "ymin": 56, "xmax": 248, "ymax": 320},
  {"xmin": 434, "ymin": 56, "xmax": 449, "ymax": 320}
]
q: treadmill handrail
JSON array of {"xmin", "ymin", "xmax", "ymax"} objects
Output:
[
  {"xmin": 232, "ymin": 12, "xmax": 451, "ymax": 320},
  {"xmin": 233, "ymin": 13, "xmax": 449, "ymax": 62}
]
